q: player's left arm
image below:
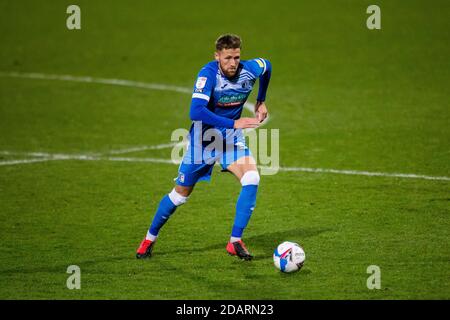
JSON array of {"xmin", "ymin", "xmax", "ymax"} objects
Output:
[
  {"xmin": 255, "ymin": 100, "xmax": 268, "ymax": 123},
  {"xmin": 253, "ymin": 58, "xmax": 272, "ymax": 122}
]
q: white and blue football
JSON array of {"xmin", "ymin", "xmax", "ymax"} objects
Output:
[{"xmin": 273, "ymin": 241, "xmax": 306, "ymax": 273}]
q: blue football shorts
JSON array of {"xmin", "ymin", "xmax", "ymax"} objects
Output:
[{"xmin": 175, "ymin": 139, "xmax": 252, "ymax": 187}]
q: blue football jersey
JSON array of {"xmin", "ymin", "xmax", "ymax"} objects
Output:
[{"xmin": 190, "ymin": 58, "xmax": 270, "ymax": 141}]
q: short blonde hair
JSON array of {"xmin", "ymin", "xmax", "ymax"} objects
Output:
[{"xmin": 215, "ymin": 34, "xmax": 242, "ymax": 51}]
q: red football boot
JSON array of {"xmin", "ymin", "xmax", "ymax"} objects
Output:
[
  {"xmin": 136, "ymin": 239, "xmax": 155, "ymax": 259},
  {"xmin": 226, "ymin": 240, "xmax": 253, "ymax": 261}
]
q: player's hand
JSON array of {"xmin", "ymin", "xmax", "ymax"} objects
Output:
[
  {"xmin": 234, "ymin": 117, "xmax": 260, "ymax": 129},
  {"xmin": 255, "ymin": 101, "xmax": 268, "ymax": 122}
]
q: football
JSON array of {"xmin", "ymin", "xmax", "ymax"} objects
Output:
[{"xmin": 273, "ymin": 241, "xmax": 306, "ymax": 273}]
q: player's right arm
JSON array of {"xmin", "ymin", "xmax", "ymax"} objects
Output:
[
  {"xmin": 233, "ymin": 117, "xmax": 261, "ymax": 129},
  {"xmin": 189, "ymin": 66, "xmax": 259, "ymax": 129}
]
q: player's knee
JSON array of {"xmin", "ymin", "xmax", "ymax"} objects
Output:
[
  {"xmin": 240, "ymin": 170, "xmax": 260, "ymax": 186},
  {"xmin": 168, "ymin": 188, "xmax": 189, "ymax": 206}
]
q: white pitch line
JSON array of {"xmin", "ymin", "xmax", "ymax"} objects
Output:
[
  {"xmin": 1, "ymin": 150, "xmax": 449, "ymax": 181},
  {"xmin": 0, "ymin": 71, "xmax": 192, "ymax": 94},
  {"xmin": 0, "ymin": 151, "xmax": 177, "ymax": 166},
  {"xmin": 1, "ymin": 71, "xmax": 447, "ymax": 182},
  {"xmin": 0, "ymin": 158, "xmax": 54, "ymax": 166},
  {"xmin": 266, "ymin": 166, "xmax": 450, "ymax": 182},
  {"xmin": 106, "ymin": 142, "xmax": 186, "ymax": 155},
  {"xmin": 103, "ymin": 156, "xmax": 175, "ymax": 164},
  {"xmin": 0, "ymin": 151, "xmax": 99, "ymax": 159}
]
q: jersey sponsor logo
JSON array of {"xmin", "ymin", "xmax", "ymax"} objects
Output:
[
  {"xmin": 196, "ymin": 77, "xmax": 207, "ymax": 89},
  {"xmin": 217, "ymin": 93, "xmax": 248, "ymax": 107},
  {"xmin": 218, "ymin": 101, "xmax": 243, "ymax": 107}
]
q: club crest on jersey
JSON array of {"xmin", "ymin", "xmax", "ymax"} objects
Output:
[{"xmin": 195, "ymin": 77, "xmax": 207, "ymax": 89}]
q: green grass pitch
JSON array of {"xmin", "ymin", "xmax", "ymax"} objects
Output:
[{"xmin": 0, "ymin": 0, "xmax": 449, "ymax": 299}]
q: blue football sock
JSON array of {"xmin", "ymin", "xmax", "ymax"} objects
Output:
[
  {"xmin": 149, "ymin": 195, "xmax": 177, "ymax": 236},
  {"xmin": 231, "ymin": 184, "xmax": 258, "ymax": 238}
]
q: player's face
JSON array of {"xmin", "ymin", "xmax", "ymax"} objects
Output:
[{"xmin": 215, "ymin": 48, "xmax": 241, "ymax": 77}]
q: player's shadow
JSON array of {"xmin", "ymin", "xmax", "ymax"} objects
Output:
[
  {"xmin": 157, "ymin": 226, "xmax": 332, "ymax": 261},
  {"xmin": 0, "ymin": 227, "xmax": 331, "ymax": 276}
]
